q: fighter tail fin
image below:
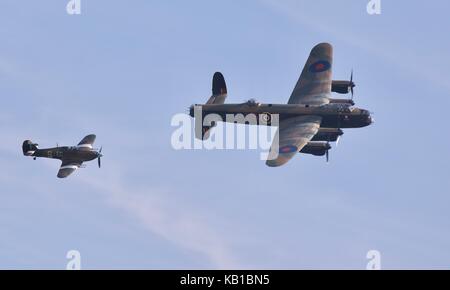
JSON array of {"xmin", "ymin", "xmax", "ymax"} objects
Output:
[{"xmin": 22, "ymin": 140, "xmax": 38, "ymax": 156}]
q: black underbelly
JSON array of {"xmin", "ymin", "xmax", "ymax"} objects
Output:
[{"xmin": 201, "ymin": 112, "xmax": 364, "ymax": 128}]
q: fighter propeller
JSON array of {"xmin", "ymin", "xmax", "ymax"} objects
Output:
[{"xmin": 98, "ymin": 147, "xmax": 103, "ymax": 168}]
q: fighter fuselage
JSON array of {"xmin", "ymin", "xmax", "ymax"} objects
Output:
[{"xmin": 31, "ymin": 147, "xmax": 99, "ymax": 162}]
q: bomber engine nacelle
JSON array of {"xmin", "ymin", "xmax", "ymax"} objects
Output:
[
  {"xmin": 311, "ymin": 128, "xmax": 343, "ymax": 142},
  {"xmin": 332, "ymin": 80, "xmax": 355, "ymax": 94},
  {"xmin": 300, "ymin": 142, "xmax": 331, "ymax": 157},
  {"xmin": 22, "ymin": 140, "xmax": 38, "ymax": 156}
]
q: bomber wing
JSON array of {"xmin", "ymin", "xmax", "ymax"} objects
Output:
[
  {"xmin": 288, "ymin": 43, "xmax": 333, "ymax": 106},
  {"xmin": 266, "ymin": 116, "xmax": 322, "ymax": 167}
]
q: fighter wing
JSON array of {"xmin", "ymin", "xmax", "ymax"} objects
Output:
[
  {"xmin": 288, "ymin": 43, "xmax": 333, "ymax": 105},
  {"xmin": 77, "ymin": 134, "xmax": 96, "ymax": 150},
  {"xmin": 57, "ymin": 159, "xmax": 83, "ymax": 178},
  {"xmin": 266, "ymin": 116, "xmax": 322, "ymax": 167}
]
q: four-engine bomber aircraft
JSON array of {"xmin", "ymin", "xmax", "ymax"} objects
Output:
[
  {"xmin": 22, "ymin": 134, "xmax": 103, "ymax": 178},
  {"xmin": 190, "ymin": 43, "xmax": 373, "ymax": 167}
]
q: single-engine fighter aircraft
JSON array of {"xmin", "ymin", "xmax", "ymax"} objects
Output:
[
  {"xmin": 189, "ymin": 43, "xmax": 373, "ymax": 167},
  {"xmin": 22, "ymin": 134, "xmax": 103, "ymax": 178}
]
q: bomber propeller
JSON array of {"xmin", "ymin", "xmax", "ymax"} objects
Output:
[
  {"xmin": 350, "ymin": 70, "xmax": 356, "ymax": 99},
  {"xmin": 326, "ymin": 142, "xmax": 331, "ymax": 163}
]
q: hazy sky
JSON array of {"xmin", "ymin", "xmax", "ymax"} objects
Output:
[{"xmin": 1, "ymin": 0, "xmax": 450, "ymax": 269}]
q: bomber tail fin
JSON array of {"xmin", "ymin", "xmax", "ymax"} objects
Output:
[
  {"xmin": 197, "ymin": 72, "xmax": 228, "ymax": 140},
  {"xmin": 206, "ymin": 72, "xmax": 227, "ymax": 104},
  {"xmin": 22, "ymin": 140, "xmax": 38, "ymax": 156}
]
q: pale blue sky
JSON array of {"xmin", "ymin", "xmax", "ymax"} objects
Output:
[{"xmin": 1, "ymin": 0, "xmax": 450, "ymax": 269}]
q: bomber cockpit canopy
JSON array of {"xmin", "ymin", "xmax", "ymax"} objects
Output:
[{"xmin": 245, "ymin": 98, "xmax": 261, "ymax": 107}]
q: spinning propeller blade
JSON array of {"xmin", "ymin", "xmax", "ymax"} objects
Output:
[
  {"xmin": 350, "ymin": 70, "xmax": 355, "ymax": 99},
  {"xmin": 98, "ymin": 146, "xmax": 103, "ymax": 168}
]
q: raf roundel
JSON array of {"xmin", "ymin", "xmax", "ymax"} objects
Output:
[
  {"xmin": 279, "ymin": 145, "xmax": 298, "ymax": 154},
  {"xmin": 309, "ymin": 60, "xmax": 331, "ymax": 73}
]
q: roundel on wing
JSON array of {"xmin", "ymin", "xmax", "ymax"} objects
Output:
[
  {"xmin": 309, "ymin": 60, "xmax": 331, "ymax": 73},
  {"xmin": 279, "ymin": 145, "xmax": 298, "ymax": 154}
]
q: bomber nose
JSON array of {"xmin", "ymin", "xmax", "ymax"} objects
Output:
[{"xmin": 361, "ymin": 109, "xmax": 373, "ymax": 125}]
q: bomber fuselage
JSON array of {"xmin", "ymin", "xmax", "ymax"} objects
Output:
[{"xmin": 190, "ymin": 103, "xmax": 373, "ymax": 129}]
